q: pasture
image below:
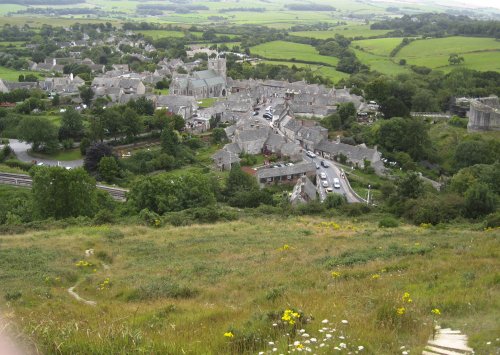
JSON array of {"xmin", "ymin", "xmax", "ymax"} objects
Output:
[
  {"xmin": 0, "ymin": 66, "xmax": 41, "ymax": 81},
  {"xmin": 352, "ymin": 37, "xmax": 404, "ymax": 56},
  {"xmin": 251, "ymin": 41, "xmax": 339, "ymax": 67},
  {"xmin": 0, "ymin": 215, "xmax": 498, "ymax": 354},
  {"xmin": 291, "ymin": 25, "xmax": 391, "ymax": 40},
  {"xmin": 259, "ymin": 60, "xmax": 349, "ymax": 83}
]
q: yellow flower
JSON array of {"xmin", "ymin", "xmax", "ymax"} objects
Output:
[
  {"xmin": 402, "ymin": 292, "xmax": 412, "ymax": 303},
  {"xmin": 224, "ymin": 332, "xmax": 234, "ymax": 338},
  {"xmin": 431, "ymin": 308, "xmax": 441, "ymax": 315},
  {"xmin": 331, "ymin": 271, "xmax": 341, "ymax": 279},
  {"xmin": 296, "ymin": 343, "xmax": 304, "ymax": 349},
  {"xmin": 396, "ymin": 307, "xmax": 406, "ymax": 315},
  {"xmin": 371, "ymin": 274, "xmax": 380, "ymax": 279},
  {"xmin": 281, "ymin": 309, "xmax": 300, "ymax": 325}
]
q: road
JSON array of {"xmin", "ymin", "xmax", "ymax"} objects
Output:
[{"xmin": 7, "ymin": 139, "xmax": 84, "ymax": 168}]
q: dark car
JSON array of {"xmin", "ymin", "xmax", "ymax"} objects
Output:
[{"xmin": 263, "ymin": 113, "xmax": 273, "ymax": 120}]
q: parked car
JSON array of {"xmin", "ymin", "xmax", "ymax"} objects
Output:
[
  {"xmin": 333, "ymin": 178, "xmax": 341, "ymax": 189},
  {"xmin": 322, "ymin": 180, "xmax": 329, "ymax": 188},
  {"xmin": 321, "ymin": 160, "xmax": 329, "ymax": 168},
  {"xmin": 326, "ymin": 187, "xmax": 333, "ymax": 193},
  {"xmin": 252, "ymin": 111, "xmax": 259, "ymax": 116},
  {"xmin": 263, "ymin": 113, "xmax": 273, "ymax": 120},
  {"xmin": 315, "ymin": 163, "xmax": 320, "ymax": 169},
  {"xmin": 306, "ymin": 150, "xmax": 316, "ymax": 158},
  {"xmin": 320, "ymin": 172, "xmax": 327, "ymax": 180}
]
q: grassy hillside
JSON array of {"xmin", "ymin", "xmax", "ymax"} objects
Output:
[
  {"xmin": 260, "ymin": 60, "xmax": 349, "ymax": 83},
  {"xmin": 251, "ymin": 41, "xmax": 339, "ymax": 67},
  {"xmin": 0, "ymin": 216, "xmax": 498, "ymax": 354},
  {"xmin": 352, "ymin": 37, "xmax": 404, "ymax": 56},
  {"xmin": 291, "ymin": 25, "xmax": 391, "ymax": 40}
]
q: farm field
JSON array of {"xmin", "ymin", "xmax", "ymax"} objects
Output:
[
  {"xmin": 259, "ymin": 60, "xmax": 349, "ymax": 83},
  {"xmin": 395, "ymin": 37, "xmax": 500, "ymax": 72},
  {"xmin": 251, "ymin": 41, "xmax": 339, "ymax": 67},
  {"xmin": 351, "ymin": 49, "xmax": 409, "ymax": 75},
  {"xmin": 0, "ymin": 215, "xmax": 498, "ymax": 354},
  {"xmin": 352, "ymin": 37, "xmax": 405, "ymax": 56},
  {"xmin": 291, "ymin": 25, "xmax": 391, "ymax": 40}
]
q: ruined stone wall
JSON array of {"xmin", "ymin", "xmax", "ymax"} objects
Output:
[{"xmin": 467, "ymin": 96, "xmax": 500, "ymax": 132}]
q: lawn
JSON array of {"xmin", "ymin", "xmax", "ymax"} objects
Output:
[
  {"xmin": 291, "ymin": 25, "xmax": 391, "ymax": 40},
  {"xmin": 0, "ymin": 66, "xmax": 42, "ymax": 82},
  {"xmin": 29, "ymin": 148, "xmax": 82, "ymax": 161},
  {"xmin": 251, "ymin": 41, "xmax": 339, "ymax": 67},
  {"xmin": 198, "ymin": 97, "xmax": 218, "ymax": 108},
  {"xmin": 0, "ymin": 216, "xmax": 498, "ymax": 354}
]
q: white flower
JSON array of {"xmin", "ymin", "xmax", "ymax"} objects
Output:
[
  {"xmin": 340, "ymin": 342, "xmax": 347, "ymax": 348},
  {"xmin": 358, "ymin": 345, "xmax": 364, "ymax": 351},
  {"xmin": 302, "ymin": 333, "xmax": 310, "ymax": 338},
  {"xmin": 341, "ymin": 320, "xmax": 348, "ymax": 324},
  {"xmin": 272, "ymin": 348, "xmax": 277, "ymax": 352},
  {"xmin": 320, "ymin": 343, "xmax": 325, "ymax": 347},
  {"xmin": 269, "ymin": 342, "xmax": 275, "ymax": 345},
  {"xmin": 304, "ymin": 340, "xmax": 310, "ymax": 344},
  {"xmin": 486, "ymin": 342, "xmax": 491, "ymax": 345},
  {"xmin": 294, "ymin": 341, "xmax": 301, "ymax": 346},
  {"xmin": 326, "ymin": 334, "xmax": 333, "ymax": 338},
  {"xmin": 402, "ymin": 352, "xmax": 409, "ymax": 355},
  {"xmin": 322, "ymin": 319, "xmax": 329, "ymax": 324},
  {"xmin": 259, "ymin": 352, "xmax": 264, "ymax": 355},
  {"xmin": 273, "ymin": 323, "xmax": 278, "ymax": 327},
  {"xmin": 310, "ymin": 338, "xmax": 317, "ymax": 343},
  {"xmin": 339, "ymin": 336, "xmax": 345, "ymax": 339},
  {"xmin": 319, "ymin": 329, "xmax": 324, "ymax": 333},
  {"xmin": 334, "ymin": 347, "xmax": 341, "ymax": 351}
]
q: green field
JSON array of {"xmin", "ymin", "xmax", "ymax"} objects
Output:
[
  {"xmin": 0, "ymin": 66, "xmax": 42, "ymax": 81},
  {"xmin": 395, "ymin": 37, "xmax": 500, "ymax": 72},
  {"xmin": 260, "ymin": 60, "xmax": 349, "ymax": 83},
  {"xmin": 351, "ymin": 36, "xmax": 500, "ymax": 74},
  {"xmin": 292, "ymin": 25, "xmax": 391, "ymax": 40},
  {"xmin": 0, "ymin": 214, "xmax": 498, "ymax": 354},
  {"xmin": 29, "ymin": 148, "xmax": 82, "ymax": 161},
  {"xmin": 251, "ymin": 41, "xmax": 339, "ymax": 67}
]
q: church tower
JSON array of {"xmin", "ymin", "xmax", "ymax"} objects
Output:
[{"xmin": 208, "ymin": 56, "xmax": 227, "ymax": 80}]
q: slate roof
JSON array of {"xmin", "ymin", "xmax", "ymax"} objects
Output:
[
  {"xmin": 256, "ymin": 161, "xmax": 316, "ymax": 179},
  {"xmin": 315, "ymin": 140, "xmax": 381, "ymax": 162}
]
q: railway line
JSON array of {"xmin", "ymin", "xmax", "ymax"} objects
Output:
[{"xmin": 0, "ymin": 172, "xmax": 128, "ymax": 201}]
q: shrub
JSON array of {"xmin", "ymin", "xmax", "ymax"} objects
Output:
[
  {"xmin": 4, "ymin": 159, "xmax": 32, "ymax": 171},
  {"xmin": 139, "ymin": 208, "xmax": 162, "ymax": 227},
  {"xmin": 96, "ymin": 251, "xmax": 113, "ymax": 264},
  {"xmin": 93, "ymin": 209, "xmax": 116, "ymax": 225},
  {"xmin": 404, "ymin": 194, "xmax": 465, "ymax": 225},
  {"xmin": 324, "ymin": 193, "xmax": 346, "ymax": 209},
  {"xmin": 379, "ymin": 217, "xmax": 399, "ymax": 228},
  {"xmin": 464, "ymin": 183, "xmax": 497, "ymax": 219},
  {"xmin": 341, "ymin": 203, "xmax": 372, "ymax": 216},
  {"xmin": 128, "ymin": 278, "xmax": 198, "ymax": 301},
  {"xmin": 4, "ymin": 290, "xmax": 22, "ymax": 301}
]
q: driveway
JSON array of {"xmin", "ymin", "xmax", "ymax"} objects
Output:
[{"xmin": 8, "ymin": 139, "xmax": 84, "ymax": 168}]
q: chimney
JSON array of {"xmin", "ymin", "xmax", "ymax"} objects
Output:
[
  {"xmin": 70, "ymin": 73, "xmax": 74, "ymax": 81},
  {"xmin": 52, "ymin": 58, "xmax": 56, "ymax": 66}
]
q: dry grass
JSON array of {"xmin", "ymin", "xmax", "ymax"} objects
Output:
[{"xmin": 0, "ymin": 216, "xmax": 498, "ymax": 354}]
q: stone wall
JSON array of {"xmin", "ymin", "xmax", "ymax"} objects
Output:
[{"xmin": 467, "ymin": 95, "xmax": 500, "ymax": 132}]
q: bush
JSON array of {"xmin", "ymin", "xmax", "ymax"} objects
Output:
[
  {"xmin": 379, "ymin": 216, "xmax": 399, "ymax": 228},
  {"xmin": 128, "ymin": 278, "xmax": 198, "ymax": 301},
  {"xmin": 4, "ymin": 290, "xmax": 22, "ymax": 301},
  {"xmin": 4, "ymin": 159, "xmax": 32, "ymax": 171},
  {"xmin": 404, "ymin": 194, "xmax": 465, "ymax": 225},
  {"xmin": 139, "ymin": 208, "xmax": 162, "ymax": 227},
  {"xmin": 341, "ymin": 203, "xmax": 372, "ymax": 216},
  {"xmin": 484, "ymin": 211, "xmax": 500, "ymax": 229},
  {"xmin": 93, "ymin": 209, "xmax": 116, "ymax": 225},
  {"xmin": 323, "ymin": 193, "xmax": 346, "ymax": 209}
]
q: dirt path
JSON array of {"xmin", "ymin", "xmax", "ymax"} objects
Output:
[
  {"xmin": 423, "ymin": 326, "xmax": 474, "ymax": 354},
  {"xmin": 67, "ymin": 282, "xmax": 97, "ymax": 307}
]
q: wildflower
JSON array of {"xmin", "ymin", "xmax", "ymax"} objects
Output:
[
  {"xmin": 224, "ymin": 332, "xmax": 234, "ymax": 338},
  {"xmin": 402, "ymin": 292, "xmax": 412, "ymax": 303},
  {"xmin": 396, "ymin": 307, "xmax": 406, "ymax": 316},
  {"xmin": 321, "ymin": 319, "xmax": 329, "ymax": 324},
  {"xmin": 296, "ymin": 343, "xmax": 304, "ymax": 349},
  {"xmin": 371, "ymin": 274, "xmax": 380, "ymax": 279},
  {"xmin": 340, "ymin": 342, "xmax": 347, "ymax": 348},
  {"xmin": 431, "ymin": 308, "xmax": 441, "ymax": 315},
  {"xmin": 326, "ymin": 334, "xmax": 332, "ymax": 338},
  {"xmin": 341, "ymin": 320, "xmax": 348, "ymax": 324},
  {"xmin": 358, "ymin": 345, "xmax": 365, "ymax": 350},
  {"xmin": 293, "ymin": 341, "xmax": 301, "ymax": 346},
  {"xmin": 269, "ymin": 341, "xmax": 275, "ymax": 345},
  {"xmin": 331, "ymin": 271, "xmax": 341, "ymax": 278},
  {"xmin": 282, "ymin": 309, "xmax": 300, "ymax": 325}
]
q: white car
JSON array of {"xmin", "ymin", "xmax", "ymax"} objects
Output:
[
  {"xmin": 320, "ymin": 172, "xmax": 327, "ymax": 180},
  {"xmin": 333, "ymin": 178, "xmax": 341, "ymax": 189},
  {"xmin": 322, "ymin": 181, "xmax": 329, "ymax": 188},
  {"xmin": 306, "ymin": 151, "xmax": 316, "ymax": 158}
]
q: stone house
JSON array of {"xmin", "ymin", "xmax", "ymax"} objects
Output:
[
  {"xmin": 290, "ymin": 176, "xmax": 318, "ymax": 205},
  {"xmin": 256, "ymin": 161, "xmax": 316, "ymax": 185}
]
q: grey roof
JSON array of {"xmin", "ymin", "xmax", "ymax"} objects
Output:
[
  {"xmin": 224, "ymin": 143, "xmax": 242, "ymax": 155},
  {"xmin": 315, "ymin": 140, "xmax": 380, "ymax": 162},
  {"xmin": 265, "ymin": 133, "xmax": 285, "ymax": 149},
  {"xmin": 156, "ymin": 95, "xmax": 196, "ymax": 107},
  {"xmin": 194, "ymin": 69, "xmax": 219, "ymax": 80},
  {"xmin": 257, "ymin": 162, "xmax": 316, "ymax": 179},
  {"xmin": 290, "ymin": 176, "xmax": 317, "ymax": 204},
  {"xmin": 236, "ymin": 127, "xmax": 270, "ymax": 142},
  {"xmin": 212, "ymin": 149, "xmax": 241, "ymax": 165},
  {"xmin": 280, "ymin": 142, "xmax": 302, "ymax": 157}
]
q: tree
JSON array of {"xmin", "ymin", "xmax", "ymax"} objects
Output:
[
  {"xmin": 411, "ymin": 89, "xmax": 439, "ymax": 112},
  {"xmin": 17, "ymin": 116, "xmax": 58, "ymax": 152},
  {"xmin": 380, "ymin": 97, "xmax": 409, "ymax": 118},
  {"xmin": 337, "ymin": 102, "xmax": 356, "ymax": 128},
  {"xmin": 448, "ymin": 53, "xmax": 464, "ymax": 66},
  {"xmin": 121, "ymin": 107, "xmax": 142, "ymax": 138},
  {"xmin": 98, "ymin": 156, "xmax": 120, "ymax": 183},
  {"xmin": 102, "ymin": 109, "xmax": 122, "ymax": 140},
  {"xmin": 396, "ymin": 172, "xmax": 424, "ymax": 200},
  {"xmin": 453, "ymin": 139, "xmax": 497, "ymax": 170},
  {"xmin": 464, "ymin": 183, "xmax": 496, "ymax": 219},
  {"xmin": 30, "ymin": 166, "xmax": 98, "ymax": 219},
  {"xmin": 324, "ymin": 193, "xmax": 346, "ymax": 208},
  {"xmin": 84, "ymin": 142, "xmax": 114, "ymax": 174},
  {"xmin": 79, "ymin": 85, "xmax": 94, "ymax": 106},
  {"xmin": 212, "ymin": 128, "xmax": 227, "ymax": 144},
  {"xmin": 59, "ymin": 107, "xmax": 84, "ymax": 140},
  {"xmin": 52, "ymin": 94, "xmax": 60, "ymax": 106},
  {"xmin": 161, "ymin": 126, "xmax": 180, "ymax": 157}
]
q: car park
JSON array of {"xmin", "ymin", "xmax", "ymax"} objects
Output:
[
  {"xmin": 321, "ymin": 160, "xmax": 329, "ymax": 168},
  {"xmin": 320, "ymin": 172, "xmax": 327, "ymax": 180},
  {"xmin": 333, "ymin": 178, "xmax": 341, "ymax": 189}
]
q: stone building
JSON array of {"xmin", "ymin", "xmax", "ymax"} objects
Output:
[{"xmin": 468, "ymin": 95, "xmax": 500, "ymax": 132}]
